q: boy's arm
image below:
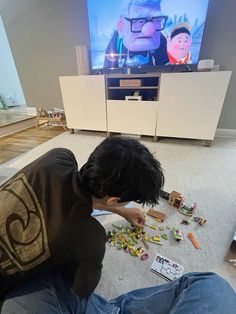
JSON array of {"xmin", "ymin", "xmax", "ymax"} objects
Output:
[
  {"xmin": 95, "ymin": 203, "xmax": 145, "ymax": 228},
  {"xmin": 72, "ymin": 246, "xmax": 105, "ymax": 298}
]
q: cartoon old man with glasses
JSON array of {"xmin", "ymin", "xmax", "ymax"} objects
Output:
[{"xmin": 104, "ymin": 0, "xmax": 169, "ymax": 68}]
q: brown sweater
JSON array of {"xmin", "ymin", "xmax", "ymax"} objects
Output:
[{"xmin": 0, "ymin": 148, "xmax": 106, "ymax": 299}]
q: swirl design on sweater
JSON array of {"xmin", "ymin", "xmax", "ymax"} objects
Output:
[{"xmin": 0, "ymin": 174, "xmax": 50, "ymax": 275}]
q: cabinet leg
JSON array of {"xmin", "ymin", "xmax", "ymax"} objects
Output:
[
  {"xmin": 153, "ymin": 136, "xmax": 160, "ymax": 142},
  {"xmin": 60, "ymin": 122, "xmax": 67, "ymax": 132},
  {"xmin": 205, "ymin": 140, "xmax": 212, "ymax": 147},
  {"xmin": 106, "ymin": 131, "xmax": 111, "ymax": 137},
  {"xmin": 70, "ymin": 129, "xmax": 75, "ymax": 134}
]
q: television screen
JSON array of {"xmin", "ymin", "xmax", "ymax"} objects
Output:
[{"xmin": 87, "ymin": 0, "xmax": 209, "ymax": 70}]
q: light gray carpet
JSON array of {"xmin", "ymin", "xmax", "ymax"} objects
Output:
[{"xmin": 0, "ymin": 131, "xmax": 236, "ymax": 299}]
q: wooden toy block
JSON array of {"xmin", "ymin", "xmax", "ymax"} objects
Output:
[{"xmin": 147, "ymin": 209, "xmax": 166, "ymax": 222}]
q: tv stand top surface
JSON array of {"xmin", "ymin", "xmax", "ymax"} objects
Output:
[{"xmin": 105, "ymin": 73, "xmax": 161, "ymax": 78}]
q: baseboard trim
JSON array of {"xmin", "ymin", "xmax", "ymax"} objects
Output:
[{"xmin": 215, "ymin": 128, "xmax": 236, "ymax": 138}]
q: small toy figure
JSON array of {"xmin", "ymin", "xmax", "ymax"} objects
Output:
[
  {"xmin": 193, "ymin": 217, "xmax": 206, "ymax": 226},
  {"xmin": 172, "ymin": 228, "xmax": 184, "ymax": 241}
]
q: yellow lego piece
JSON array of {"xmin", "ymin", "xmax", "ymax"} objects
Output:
[
  {"xmin": 153, "ymin": 236, "xmax": 161, "ymax": 242},
  {"xmin": 150, "ymin": 225, "xmax": 157, "ymax": 230}
]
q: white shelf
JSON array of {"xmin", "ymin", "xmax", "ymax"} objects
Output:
[{"xmin": 108, "ymin": 86, "xmax": 158, "ymax": 90}]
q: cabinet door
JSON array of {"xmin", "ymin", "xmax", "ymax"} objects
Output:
[
  {"xmin": 59, "ymin": 75, "xmax": 107, "ymax": 131},
  {"xmin": 107, "ymin": 100, "xmax": 158, "ymax": 136},
  {"xmin": 156, "ymin": 72, "xmax": 231, "ymax": 140}
]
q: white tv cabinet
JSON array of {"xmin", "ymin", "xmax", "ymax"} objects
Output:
[{"xmin": 59, "ymin": 71, "xmax": 231, "ymax": 145}]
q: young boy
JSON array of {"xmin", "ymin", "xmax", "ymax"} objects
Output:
[{"xmin": 1, "ymin": 136, "xmax": 235, "ymax": 313}]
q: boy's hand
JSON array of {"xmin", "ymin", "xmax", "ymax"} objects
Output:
[
  {"xmin": 119, "ymin": 207, "xmax": 145, "ymax": 228},
  {"xmin": 94, "ymin": 202, "xmax": 145, "ymax": 228}
]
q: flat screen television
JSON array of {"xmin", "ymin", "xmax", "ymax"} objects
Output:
[{"xmin": 87, "ymin": 0, "xmax": 209, "ymax": 70}]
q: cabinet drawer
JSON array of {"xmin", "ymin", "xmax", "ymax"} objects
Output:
[{"xmin": 107, "ymin": 100, "xmax": 158, "ymax": 136}]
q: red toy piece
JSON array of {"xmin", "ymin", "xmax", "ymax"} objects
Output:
[{"xmin": 140, "ymin": 253, "xmax": 149, "ymax": 261}]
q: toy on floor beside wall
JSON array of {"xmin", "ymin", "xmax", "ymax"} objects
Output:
[
  {"xmin": 36, "ymin": 106, "xmax": 67, "ymax": 131},
  {"xmin": 160, "ymin": 190, "xmax": 197, "ymax": 217}
]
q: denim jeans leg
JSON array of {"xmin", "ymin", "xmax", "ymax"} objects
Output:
[
  {"xmin": 1, "ymin": 272, "xmax": 236, "ymax": 314},
  {"xmin": 85, "ymin": 294, "xmax": 120, "ymax": 314},
  {"xmin": 109, "ymin": 272, "xmax": 236, "ymax": 314},
  {"xmin": 1, "ymin": 271, "xmax": 83, "ymax": 314},
  {"xmin": 169, "ymin": 272, "xmax": 236, "ymax": 314},
  {"xmin": 1, "ymin": 271, "xmax": 119, "ymax": 314}
]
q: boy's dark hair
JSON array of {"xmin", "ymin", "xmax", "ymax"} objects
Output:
[{"xmin": 80, "ymin": 136, "xmax": 164, "ymax": 206}]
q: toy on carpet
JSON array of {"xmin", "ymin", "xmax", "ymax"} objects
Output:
[
  {"xmin": 160, "ymin": 190, "xmax": 197, "ymax": 216},
  {"xmin": 147, "ymin": 209, "xmax": 167, "ymax": 222},
  {"xmin": 172, "ymin": 228, "xmax": 184, "ymax": 241},
  {"xmin": 107, "ymin": 222, "xmax": 188, "ymax": 258},
  {"xmin": 161, "ymin": 234, "xmax": 168, "ymax": 240},
  {"xmin": 188, "ymin": 232, "xmax": 200, "ymax": 249},
  {"xmin": 226, "ymin": 231, "xmax": 236, "ymax": 267},
  {"xmin": 107, "ymin": 226, "xmax": 145, "ymax": 257},
  {"xmin": 192, "ymin": 216, "xmax": 207, "ymax": 226},
  {"xmin": 150, "ymin": 254, "xmax": 184, "ymax": 281},
  {"xmin": 141, "ymin": 253, "xmax": 149, "ymax": 261},
  {"xmin": 145, "ymin": 223, "xmax": 157, "ymax": 230},
  {"xmin": 107, "ymin": 222, "xmax": 169, "ymax": 259}
]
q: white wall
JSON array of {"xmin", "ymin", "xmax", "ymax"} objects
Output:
[
  {"xmin": 0, "ymin": 0, "xmax": 89, "ymax": 109},
  {"xmin": 0, "ymin": 15, "xmax": 25, "ymax": 105},
  {"xmin": 200, "ymin": 0, "xmax": 236, "ymax": 130}
]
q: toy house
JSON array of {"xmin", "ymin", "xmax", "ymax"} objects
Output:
[{"xmin": 169, "ymin": 191, "xmax": 185, "ymax": 209}]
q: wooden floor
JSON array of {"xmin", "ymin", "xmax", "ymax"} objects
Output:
[{"xmin": 0, "ymin": 125, "xmax": 64, "ymax": 164}]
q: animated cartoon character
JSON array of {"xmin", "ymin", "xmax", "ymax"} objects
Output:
[
  {"xmin": 167, "ymin": 23, "xmax": 192, "ymax": 64},
  {"xmin": 104, "ymin": 0, "xmax": 169, "ymax": 68}
]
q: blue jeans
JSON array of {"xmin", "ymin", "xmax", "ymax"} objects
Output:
[{"xmin": 2, "ymin": 271, "xmax": 236, "ymax": 314}]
